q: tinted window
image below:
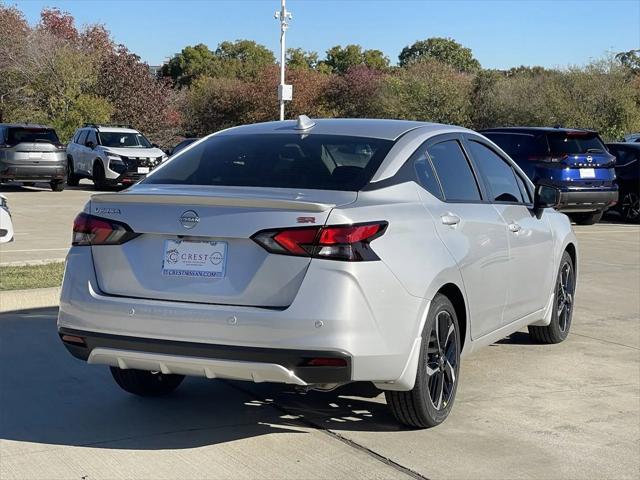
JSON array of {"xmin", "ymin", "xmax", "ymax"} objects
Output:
[
  {"xmin": 144, "ymin": 134, "xmax": 394, "ymax": 191},
  {"xmin": 99, "ymin": 131, "xmax": 152, "ymax": 148},
  {"xmin": 85, "ymin": 130, "xmax": 97, "ymax": 146},
  {"xmin": 7, "ymin": 127, "xmax": 60, "ymax": 145},
  {"xmin": 77, "ymin": 130, "xmax": 88, "ymax": 145},
  {"xmin": 413, "ymin": 149, "xmax": 443, "ymax": 200},
  {"xmin": 467, "ymin": 141, "xmax": 524, "ymax": 203},
  {"xmin": 483, "ymin": 132, "xmax": 547, "ymax": 160},
  {"xmin": 547, "ymin": 132, "xmax": 605, "ymax": 154},
  {"xmin": 426, "ymin": 140, "xmax": 481, "ymax": 201}
]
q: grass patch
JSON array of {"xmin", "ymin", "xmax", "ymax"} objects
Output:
[{"xmin": 0, "ymin": 262, "xmax": 65, "ymax": 291}]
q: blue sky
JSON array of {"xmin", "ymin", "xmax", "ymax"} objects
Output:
[{"xmin": 13, "ymin": 0, "xmax": 640, "ymax": 68}]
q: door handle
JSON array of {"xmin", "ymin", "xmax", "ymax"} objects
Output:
[
  {"xmin": 441, "ymin": 214, "xmax": 461, "ymax": 226},
  {"xmin": 508, "ymin": 223, "xmax": 521, "ymax": 233}
]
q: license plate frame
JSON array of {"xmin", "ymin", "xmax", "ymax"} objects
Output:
[{"xmin": 162, "ymin": 239, "xmax": 227, "ymax": 278}]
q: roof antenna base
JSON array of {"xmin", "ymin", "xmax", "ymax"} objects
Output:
[{"xmin": 295, "ymin": 115, "xmax": 315, "ymax": 131}]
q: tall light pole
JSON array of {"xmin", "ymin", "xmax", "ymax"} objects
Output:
[{"xmin": 274, "ymin": 0, "xmax": 292, "ymax": 121}]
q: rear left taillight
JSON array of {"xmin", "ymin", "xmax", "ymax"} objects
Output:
[
  {"xmin": 72, "ymin": 212, "xmax": 139, "ymax": 246},
  {"xmin": 251, "ymin": 221, "xmax": 387, "ymax": 261}
]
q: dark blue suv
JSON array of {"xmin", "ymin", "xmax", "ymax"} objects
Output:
[{"xmin": 480, "ymin": 127, "xmax": 618, "ymax": 224}]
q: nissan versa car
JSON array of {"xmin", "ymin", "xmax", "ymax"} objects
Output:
[
  {"xmin": 480, "ymin": 127, "xmax": 618, "ymax": 225},
  {"xmin": 66, "ymin": 124, "xmax": 167, "ymax": 189},
  {"xmin": 0, "ymin": 123, "xmax": 67, "ymax": 191},
  {"xmin": 58, "ymin": 118, "xmax": 578, "ymax": 428}
]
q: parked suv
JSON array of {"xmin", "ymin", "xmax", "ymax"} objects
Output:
[
  {"xmin": 607, "ymin": 142, "xmax": 640, "ymax": 223},
  {"xmin": 0, "ymin": 123, "xmax": 67, "ymax": 191},
  {"xmin": 66, "ymin": 124, "xmax": 167, "ymax": 189},
  {"xmin": 58, "ymin": 118, "xmax": 578, "ymax": 429},
  {"xmin": 480, "ymin": 127, "xmax": 618, "ymax": 225}
]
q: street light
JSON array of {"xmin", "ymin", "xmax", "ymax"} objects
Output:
[{"xmin": 274, "ymin": 0, "xmax": 292, "ymax": 121}]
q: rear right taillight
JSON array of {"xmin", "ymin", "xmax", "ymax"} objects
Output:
[
  {"xmin": 72, "ymin": 212, "xmax": 139, "ymax": 246},
  {"xmin": 252, "ymin": 221, "xmax": 387, "ymax": 261}
]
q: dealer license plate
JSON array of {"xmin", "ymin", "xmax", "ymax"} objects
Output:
[
  {"xmin": 579, "ymin": 168, "xmax": 595, "ymax": 179},
  {"xmin": 137, "ymin": 166, "xmax": 150, "ymax": 174},
  {"xmin": 162, "ymin": 240, "xmax": 227, "ymax": 278}
]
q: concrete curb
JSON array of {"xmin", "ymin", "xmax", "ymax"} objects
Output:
[{"xmin": 0, "ymin": 287, "xmax": 61, "ymax": 313}]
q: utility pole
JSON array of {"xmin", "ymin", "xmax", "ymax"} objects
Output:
[{"xmin": 274, "ymin": 0, "xmax": 292, "ymax": 121}]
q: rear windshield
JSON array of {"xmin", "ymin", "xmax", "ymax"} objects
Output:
[
  {"xmin": 143, "ymin": 134, "xmax": 394, "ymax": 191},
  {"xmin": 7, "ymin": 128, "xmax": 60, "ymax": 145},
  {"xmin": 99, "ymin": 131, "xmax": 152, "ymax": 148},
  {"xmin": 547, "ymin": 132, "xmax": 605, "ymax": 154},
  {"xmin": 483, "ymin": 133, "xmax": 547, "ymax": 159}
]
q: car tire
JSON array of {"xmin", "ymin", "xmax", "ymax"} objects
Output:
[
  {"xmin": 569, "ymin": 211, "xmax": 603, "ymax": 225},
  {"xmin": 619, "ymin": 191, "xmax": 639, "ymax": 223},
  {"xmin": 67, "ymin": 158, "xmax": 80, "ymax": 187},
  {"xmin": 93, "ymin": 161, "xmax": 107, "ymax": 190},
  {"xmin": 50, "ymin": 180, "xmax": 65, "ymax": 192},
  {"xmin": 385, "ymin": 293, "xmax": 461, "ymax": 428},
  {"xmin": 528, "ymin": 251, "xmax": 575, "ymax": 344},
  {"xmin": 110, "ymin": 367, "xmax": 185, "ymax": 397}
]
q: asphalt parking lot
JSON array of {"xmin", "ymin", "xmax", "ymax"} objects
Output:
[{"xmin": 0, "ymin": 185, "xmax": 639, "ymax": 479}]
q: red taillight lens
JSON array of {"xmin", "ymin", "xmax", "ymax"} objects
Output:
[
  {"xmin": 252, "ymin": 221, "xmax": 387, "ymax": 261},
  {"xmin": 305, "ymin": 357, "xmax": 348, "ymax": 367},
  {"xmin": 72, "ymin": 212, "xmax": 139, "ymax": 246}
]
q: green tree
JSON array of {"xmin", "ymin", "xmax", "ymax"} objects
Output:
[
  {"xmin": 286, "ymin": 48, "xmax": 319, "ymax": 70},
  {"xmin": 399, "ymin": 37, "xmax": 480, "ymax": 72},
  {"xmin": 161, "ymin": 43, "xmax": 217, "ymax": 87},
  {"xmin": 213, "ymin": 39, "xmax": 275, "ymax": 79},
  {"xmin": 380, "ymin": 59, "xmax": 473, "ymax": 126},
  {"xmin": 323, "ymin": 44, "xmax": 389, "ymax": 74},
  {"xmin": 616, "ymin": 49, "xmax": 640, "ymax": 73}
]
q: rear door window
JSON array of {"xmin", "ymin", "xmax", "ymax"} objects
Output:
[
  {"xmin": 426, "ymin": 140, "xmax": 481, "ymax": 202},
  {"xmin": 466, "ymin": 140, "xmax": 524, "ymax": 203},
  {"xmin": 77, "ymin": 130, "xmax": 89, "ymax": 146},
  {"xmin": 85, "ymin": 130, "xmax": 98, "ymax": 146},
  {"xmin": 7, "ymin": 128, "xmax": 60, "ymax": 145},
  {"xmin": 144, "ymin": 134, "xmax": 394, "ymax": 191}
]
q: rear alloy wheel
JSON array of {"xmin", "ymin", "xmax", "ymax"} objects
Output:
[
  {"xmin": 620, "ymin": 192, "xmax": 640, "ymax": 223},
  {"xmin": 569, "ymin": 211, "xmax": 603, "ymax": 225},
  {"xmin": 110, "ymin": 367, "xmax": 185, "ymax": 397},
  {"xmin": 528, "ymin": 251, "xmax": 575, "ymax": 344},
  {"xmin": 50, "ymin": 180, "xmax": 65, "ymax": 192},
  {"xmin": 67, "ymin": 158, "xmax": 80, "ymax": 187},
  {"xmin": 385, "ymin": 293, "xmax": 460, "ymax": 428},
  {"xmin": 93, "ymin": 162, "xmax": 107, "ymax": 190}
]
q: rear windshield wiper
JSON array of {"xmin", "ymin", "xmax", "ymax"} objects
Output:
[{"xmin": 585, "ymin": 148, "xmax": 603, "ymax": 153}]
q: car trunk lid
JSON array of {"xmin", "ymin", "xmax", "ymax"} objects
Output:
[{"xmin": 89, "ymin": 185, "xmax": 357, "ymax": 307}]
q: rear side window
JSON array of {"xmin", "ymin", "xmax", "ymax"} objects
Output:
[
  {"xmin": 426, "ymin": 140, "xmax": 481, "ymax": 202},
  {"xmin": 483, "ymin": 132, "xmax": 547, "ymax": 160},
  {"xmin": 77, "ymin": 130, "xmax": 89, "ymax": 145},
  {"xmin": 412, "ymin": 149, "xmax": 443, "ymax": 200},
  {"xmin": 144, "ymin": 134, "xmax": 394, "ymax": 191},
  {"xmin": 7, "ymin": 128, "xmax": 60, "ymax": 145},
  {"xmin": 547, "ymin": 132, "xmax": 605, "ymax": 155},
  {"xmin": 466, "ymin": 141, "xmax": 524, "ymax": 203}
]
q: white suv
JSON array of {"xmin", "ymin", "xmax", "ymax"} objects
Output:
[{"xmin": 66, "ymin": 124, "xmax": 167, "ymax": 189}]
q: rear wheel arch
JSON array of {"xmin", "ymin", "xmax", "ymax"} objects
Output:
[
  {"xmin": 564, "ymin": 242, "xmax": 577, "ymax": 277},
  {"xmin": 436, "ymin": 283, "xmax": 467, "ymax": 353}
]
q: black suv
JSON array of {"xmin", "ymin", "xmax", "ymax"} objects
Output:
[
  {"xmin": 480, "ymin": 127, "xmax": 618, "ymax": 225},
  {"xmin": 606, "ymin": 142, "xmax": 640, "ymax": 223}
]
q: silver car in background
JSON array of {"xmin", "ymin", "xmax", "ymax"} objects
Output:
[
  {"xmin": 58, "ymin": 118, "xmax": 578, "ymax": 428},
  {"xmin": 0, "ymin": 123, "xmax": 67, "ymax": 191}
]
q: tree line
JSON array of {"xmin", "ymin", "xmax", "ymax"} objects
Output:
[{"xmin": 1, "ymin": 4, "xmax": 639, "ymax": 147}]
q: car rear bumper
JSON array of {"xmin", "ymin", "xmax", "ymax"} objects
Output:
[
  {"xmin": 59, "ymin": 327, "xmax": 351, "ymax": 385},
  {"xmin": 0, "ymin": 161, "xmax": 66, "ymax": 181},
  {"xmin": 57, "ymin": 246, "xmax": 427, "ymax": 388},
  {"xmin": 557, "ymin": 188, "xmax": 618, "ymax": 213}
]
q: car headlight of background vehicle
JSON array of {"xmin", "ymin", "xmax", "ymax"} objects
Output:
[{"xmin": 107, "ymin": 154, "xmax": 127, "ymax": 174}]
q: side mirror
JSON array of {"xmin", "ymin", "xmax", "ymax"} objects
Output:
[{"xmin": 533, "ymin": 184, "xmax": 561, "ymax": 216}]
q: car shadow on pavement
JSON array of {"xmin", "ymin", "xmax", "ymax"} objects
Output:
[{"xmin": 0, "ymin": 307, "xmax": 402, "ymax": 452}]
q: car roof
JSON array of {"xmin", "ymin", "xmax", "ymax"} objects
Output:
[
  {"xmin": 218, "ymin": 118, "xmax": 459, "ymax": 141},
  {"xmin": 0, "ymin": 123, "xmax": 54, "ymax": 129},
  {"xmin": 479, "ymin": 126, "xmax": 597, "ymax": 135},
  {"xmin": 84, "ymin": 126, "xmax": 139, "ymax": 133}
]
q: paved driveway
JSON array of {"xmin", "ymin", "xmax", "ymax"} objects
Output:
[{"xmin": 0, "ymin": 225, "xmax": 638, "ymax": 479}]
